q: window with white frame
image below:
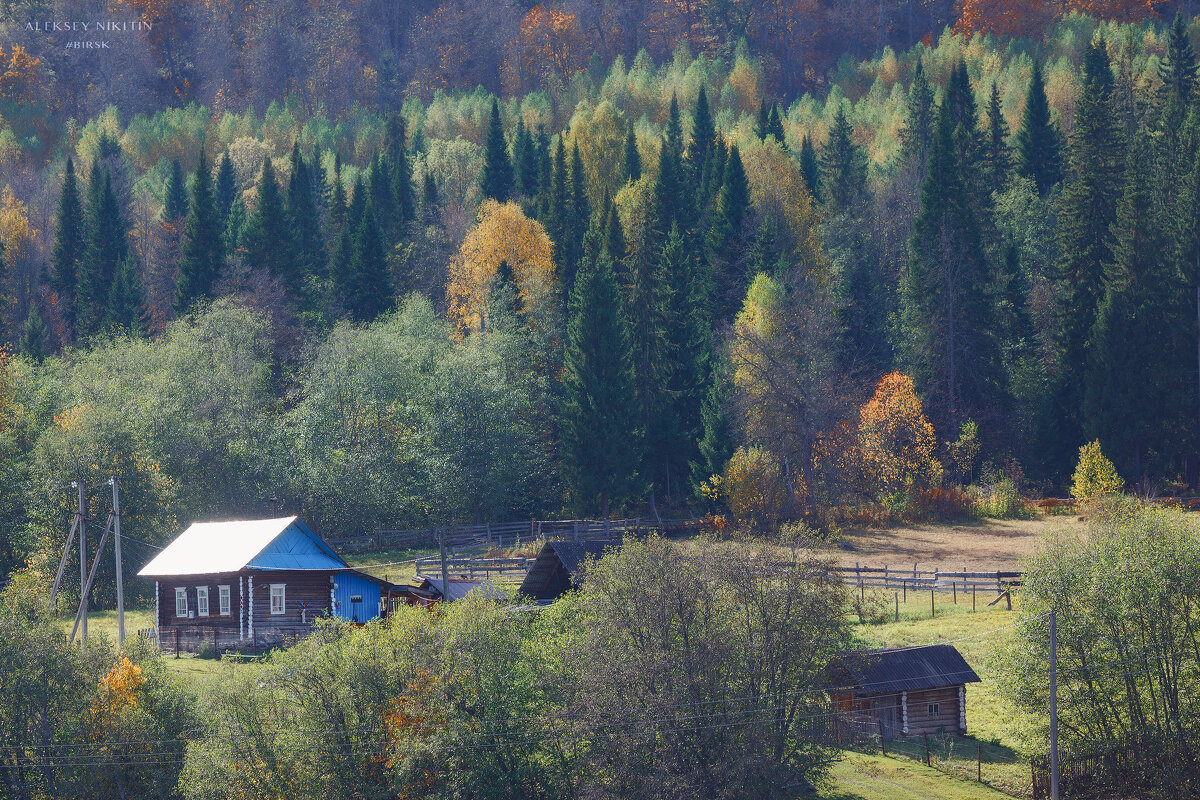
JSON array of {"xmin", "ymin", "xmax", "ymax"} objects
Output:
[
  {"xmin": 197, "ymin": 586, "xmax": 209, "ymax": 616},
  {"xmin": 927, "ymin": 703, "xmax": 940, "ymax": 716},
  {"xmin": 175, "ymin": 588, "xmax": 187, "ymax": 617},
  {"xmin": 270, "ymin": 584, "xmax": 285, "ymax": 615},
  {"xmin": 219, "ymin": 585, "xmax": 231, "ymax": 615}
]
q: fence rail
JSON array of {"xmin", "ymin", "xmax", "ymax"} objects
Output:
[
  {"xmin": 330, "ymin": 517, "xmax": 701, "ymax": 553},
  {"xmin": 832, "ymin": 563, "xmax": 1024, "ymax": 593}
]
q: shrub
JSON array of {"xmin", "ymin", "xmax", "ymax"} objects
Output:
[
  {"xmin": 969, "ymin": 478, "xmax": 1036, "ymax": 519},
  {"xmin": 857, "ymin": 372, "xmax": 943, "ymax": 496},
  {"xmin": 912, "ymin": 486, "xmax": 975, "ymax": 521},
  {"xmin": 1071, "ymin": 440, "xmax": 1124, "ymax": 505}
]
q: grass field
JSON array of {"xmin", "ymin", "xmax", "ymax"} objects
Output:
[
  {"xmin": 832, "ymin": 515, "xmax": 1079, "ymax": 570},
  {"xmin": 822, "ymin": 752, "xmax": 1015, "ymax": 800}
]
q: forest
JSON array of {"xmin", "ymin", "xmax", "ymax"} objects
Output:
[{"xmin": 0, "ymin": 3, "xmax": 1197, "ymax": 577}]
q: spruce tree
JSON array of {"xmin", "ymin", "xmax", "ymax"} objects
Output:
[
  {"xmin": 18, "ymin": 303, "xmax": 47, "ymax": 360},
  {"xmin": 821, "ymin": 105, "xmax": 868, "ymax": 211},
  {"xmin": 707, "ymin": 145, "xmax": 750, "ymax": 322},
  {"xmin": 175, "ymin": 149, "xmax": 225, "ymax": 313},
  {"xmin": 51, "ymin": 157, "xmax": 83, "ymax": 328},
  {"xmin": 241, "ymin": 157, "xmax": 292, "ymax": 282},
  {"xmin": 690, "ymin": 352, "xmax": 733, "ymax": 496},
  {"xmin": 105, "ymin": 254, "xmax": 144, "ymax": 335},
  {"xmin": 901, "ymin": 61, "xmax": 936, "ymax": 175},
  {"xmin": 901, "ymin": 97, "xmax": 1004, "ymax": 433},
  {"xmin": 755, "ymin": 98, "xmax": 771, "ymax": 140},
  {"xmin": 984, "ymin": 82, "xmax": 1011, "ymax": 195},
  {"xmin": 1015, "ymin": 61, "xmax": 1063, "ymax": 196},
  {"xmin": 624, "ymin": 122, "xmax": 641, "ymax": 183},
  {"xmin": 346, "ymin": 204, "xmax": 392, "ymax": 322},
  {"xmin": 215, "ymin": 151, "xmax": 236, "ymax": 226},
  {"xmin": 799, "ymin": 133, "xmax": 822, "ymax": 201},
  {"xmin": 513, "ymin": 118, "xmax": 539, "ymax": 197},
  {"xmin": 1161, "ymin": 11, "xmax": 1197, "ymax": 106},
  {"xmin": 1084, "ymin": 133, "xmax": 1189, "ymax": 478},
  {"xmin": 368, "ymin": 152, "xmax": 397, "ymax": 242},
  {"xmin": 480, "ymin": 98, "xmax": 514, "ymax": 201},
  {"xmin": 767, "ymin": 102, "xmax": 786, "ymax": 147},
  {"xmin": 394, "ymin": 144, "xmax": 415, "ymax": 225},
  {"xmin": 224, "ymin": 198, "xmax": 246, "ymax": 257},
  {"xmin": 1048, "ymin": 37, "xmax": 1125, "ymax": 478},
  {"xmin": 570, "ymin": 143, "xmax": 590, "ymax": 276},
  {"xmin": 687, "ymin": 87, "xmax": 715, "ymax": 191},
  {"xmin": 77, "ymin": 168, "xmax": 129, "ymax": 338},
  {"xmin": 561, "ymin": 225, "xmax": 641, "ymax": 516},
  {"xmin": 163, "ymin": 157, "xmax": 188, "ymax": 221},
  {"xmin": 422, "ymin": 172, "xmax": 439, "ymax": 223}
]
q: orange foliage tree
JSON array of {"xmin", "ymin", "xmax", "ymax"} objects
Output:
[
  {"xmin": 447, "ymin": 200, "xmax": 558, "ymax": 333},
  {"xmin": 857, "ymin": 372, "xmax": 943, "ymax": 496},
  {"xmin": 512, "ymin": 5, "xmax": 589, "ymax": 94},
  {"xmin": 1064, "ymin": 0, "xmax": 1164, "ymax": 21},
  {"xmin": 0, "ymin": 45, "xmax": 42, "ymax": 105},
  {"xmin": 954, "ymin": 0, "xmax": 1061, "ymax": 38}
]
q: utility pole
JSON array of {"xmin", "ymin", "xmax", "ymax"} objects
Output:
[
  {"xmin": 78, "ymin": 480, "xmax": 87, "ymax": 647},
  {"xmin": 438, "ymin": 530, "xmax": 451, "ymax": 603},
  {"xmin": 1050, "ymin": 607, "xmax": 1059, "ymax": 800},
  {"xmin": 111, "ymin": 477, "xmax": 124, "ymax": 648}
]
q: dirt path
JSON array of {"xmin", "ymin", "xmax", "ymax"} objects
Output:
[{"xmin": 830, "ymin": 516, "xmax": 1083, "ymax": 570}]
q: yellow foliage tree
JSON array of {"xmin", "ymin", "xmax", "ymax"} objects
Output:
[
  {"xmin": 858, "ymin": 372, "xmax": 942, "ymax": 496},
  {"xmin": 0, "ymin": 185, "xmax": 36, "ymax": 269},
  {"xmin": 1071, "ymin": 440, "xmax": 1124, "ymax": 504},
  {"xmin": 566, "ymin": 101, "xmax": 627, "ymax": 210},
  {"xmin": 739, "ymin": 139, "xmax": 829, "ymax": 281},
  {"xmin": 723, "ymin": 445, "xmax": 785, "ymax": 529},
  {"xmin": 0, "ymin": 45, "xmax": 42, "ymax": 105},
  {"xmin": 446, "ymin": 200, "xmax": 558, "ymax": 333},
  {"xmin": 731, "ymin": 272, "xmax": 784, "ymax": 437}
]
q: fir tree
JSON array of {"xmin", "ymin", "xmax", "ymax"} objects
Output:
[
  {"xmin": 707, "ymin": 145, "xmax": 750, "ymax": 322},
  {"xmin": 385, "ymin": 113, "xmax": 406, "ymax": 169},
  {"xmin": 690, "ymin": 352, "xmax": 733, "ymax": 497},
  {"xmin": 346, "ymin": 204, "xmax": 392, "ymax": 321},
  {"xmin": 755, "ymin": 98, "xmax": 771, "ymax": 140},
  {"xmin": 105, "ymin": 254, "xmax": 144, "ymax": 335},
  {"xmin": 163, "ymin": 157, "xmax": 188, "ymax": 221},
  {"xmin": 241, "ymin": 157, "xmax": 292, "ymax": 282},
  {"xmin": 767, "ymin": 102, "xmax": 786, "ymax": 147},
  {"xmin": 665, "ymin": 93, "xmax": 683, "ymax": 154},
  {"xmin": 1161, "ymin": 11, "xmax": 1197, "ymax": 106},
  {"xmin": 570, "ymin": 143, "xmax": 590, "ymax": 277},
  {"xmin": 215, "ymin": 151, "xmax": 236, "ymax": 225},
  {"xmin": 513, "ymin": 118, "xmax": 539, "ymax": 197},
  {"xmin": 984, "ymin": 81, "xmax": 1011, "ymax": 195},
  {"xmin": 327, "ymin": 156, "xmax": 347, "ymax": 238},
  {"xmin": 224, "ymin": 198, "xmax": 246, "ymax": 257},
  {"xmin": 799, "ymin": 133, "xmax": 822, "ymax": 202},
  {"xmin": 821, "ymin": 105, "xmax": 868, "ymax": 211},
  {"xmin": 1048, "ymin": 36, "xmax": 1125, "ymax": 478},
  {"xmin": 394, "ymin": 144, "xmax": 415, "ymax": 225},
  {"xmin": 422, "ymin": 172, "xmax": 439, "ymax": 223},
  {"xmin": 624, "ymin": 122, "xmax": 641, "ymax": 183},
  {"xmin": 175, "ymin": 149, "xmax": 225, "ymax": 313},
  {"xmin": 901, "ymin": 96, "xmax": 1004, "ymax": 433},
  {"xmin": 368, "ymin": 152, "xmax": 397, "ymax": 242},
  {"xmin": 1015, "ymin": 61, "xmax": 1063, "ymax": 196},
  {"xmin": 901, "ymin": 61, "xmax": 936, "ymax": 175},
  {"xmin": 561, "ymin": 225, "xmax": 641, "ymax": 516},
  {"xmin": 686, "ymin": 86, "xmax": 715, "ymax": 190},
  {"xmin": 18, "ymin": 303, "xmax": 47, "ymax": 361},
  {"xmin": 1084, "ymin": 133, "xmax": 1190, "ymax": 478},
  {"xmin": 77, "ymin": 167, "xmax": 129, "ymax": 338},
  {"xmin": 480, "ymin": 98, "xmax": 514, "ymax": 201},
  {"xmin": 51, "ymin": 157, "xmax": 83, "ymax": 328}
]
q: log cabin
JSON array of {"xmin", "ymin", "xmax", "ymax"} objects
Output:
[
  {"xmin": 138, "ymin": 516, "xmax": 406, "ymax": 652},
  {"xmin": 828, "ymin": 644, "xmax": 981, "ymax": 737}
]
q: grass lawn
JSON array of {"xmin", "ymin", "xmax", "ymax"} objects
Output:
[
  {"xmin": 821, "ymin": 752, "xmax": 1015, "ymax": 800},
  {"xmin": 848, "ymin": 589, "xmax": 1036, "ymax": 795}
]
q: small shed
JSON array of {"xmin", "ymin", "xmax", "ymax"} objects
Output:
[
  {"xmin": 416, "ymin": 576, "xmax": 507, "ymax": 602},
  {"xmin": 828, "ymin": 644, "xmax": 981, "ymax": 737},
  {"xmin": 518, "ymin": 540, "xmax": 611, "ymax": 602},
  {"xmin": 138, "ymin": 516, "xmax": 402, "ymax": 651}
]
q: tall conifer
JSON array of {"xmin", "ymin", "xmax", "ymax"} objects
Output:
[
  {"xmin": 78, "ymin": 168, "xmax": 129, "ymax": 338},
  {"xmin": 1015, "ymin": 61, "xmax": 1063, "ymax": 196},
  {"xmin": 481, "ymin": 98, "xmax": 514, "ymax": 201},
  {"xmin": 175, "ymin": 149, "xmax": 225, "ymax": 312},
  {"xmin": 51, "ymin": 157, "xmax": 83, "ymax": 328}
]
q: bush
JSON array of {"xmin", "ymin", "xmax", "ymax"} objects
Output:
[
  {"xmin": 912, "ymin": 486, "xmax": 975, "ymax": 521},
  {"xmin": 723, "ymin": 445, "xmax": 786, "ymax": 529},
  {"xmin": 969, "ymin": 478, "xmax": 1036, "ymax": 519},
  {"xmin": 1071, "ymin": 440, "xmax": 1124, "ymax": 505}
]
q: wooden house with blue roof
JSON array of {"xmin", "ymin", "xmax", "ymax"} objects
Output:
[{"xmin": 138, "ymin": 516, "xmax": 403, "ymax": 651}]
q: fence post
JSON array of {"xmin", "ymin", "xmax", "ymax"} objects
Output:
[
  {"xmin": 175, "ymin": 628, "xmax": 180, "ymax": 658},
  {"xmin": 879, "ymin": 719, "xmax": 886, "ymax": 756},
  {"xmin": 973, "ymin": 586, "xmax": 977, "ymax": 612},
  {"xmin": 573, "ymin": 520, "xmax": 580, "ymax": 542},
  {"xmin": 953, "ymin": 583, "xmax": 957, "ymax": 604},
  {"xmin": 931, "ymin": 589, "xmax": 935, "ymax": 618},
  {"xmin": 895, "ymin": 592, "xmax": 899, "ymax": 622},
  {"xmin": 925, "ymin": 733, "xmax": 930, "ymax": 766},
  {"xmin": 903, "ymin": 580, "xmax": 907, "ymax": 603}
]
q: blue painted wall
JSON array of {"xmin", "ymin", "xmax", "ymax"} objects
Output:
[{"xmin": 332, "ymin": 571, "xmax": 382, "ymax": 623}]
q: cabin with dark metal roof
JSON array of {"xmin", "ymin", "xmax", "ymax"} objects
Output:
[
  {"xmin": 138, "ymin": 516, "xmax": 403, "ymax": 651},
  {"xmin": 517, "ymin": 540, "xmax": 611, "ymax": 602},
  {"xmin": 828, "ymin": 644, "xmax": 981, "ymax": 737}
]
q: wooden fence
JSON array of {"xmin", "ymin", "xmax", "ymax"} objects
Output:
[
  {"xmin": 832, "ymin": 564, "xmax": 1024, "ymax": 594},
  {"xmin": 329, "ymin": 517, "xmax": 703, "ymax": 553}
]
